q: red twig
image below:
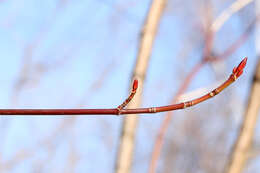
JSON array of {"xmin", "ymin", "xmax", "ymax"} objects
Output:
[
  {"xmin": 117, "ymin": 79, "xmax": 138, "ymax": 113},
  {"xmin": 0, "ymin": 58, "xmax": 247, "ymax": 115}
]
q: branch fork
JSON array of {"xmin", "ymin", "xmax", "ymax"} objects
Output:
[
  {"xmin": 116, "ymin": 57, "xmax": 248, "ymax": 114},
  {"xmin": 116, "ymin": 80, "xmax": 138, "ymax": 115}
]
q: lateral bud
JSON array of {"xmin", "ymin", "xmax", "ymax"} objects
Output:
[
  {"xmin": 233, "ymin": 57, "xmax": 247, "ymax": 77},
  {"xmin": 132, "ymin": 79, "xmax": 138, "ymax": 91}
]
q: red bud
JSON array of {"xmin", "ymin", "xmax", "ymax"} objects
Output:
[
  {"xmin": 237, "ymin": 69, "xmax": 243, "ymax": 78},
  {"xmin": 236, "ymin": 57, "xmax": 247, "ymax": 72},
  {"xmin": 133, "ymin": 79, "xmax": 138, "ymax": 90},
  {"xmin": 233, "ymin": 67, "xmax": 237, "ymax": 74},
  {"xmin": 232, "ymin": 57, "xmax": 247, "ymax": 78}
]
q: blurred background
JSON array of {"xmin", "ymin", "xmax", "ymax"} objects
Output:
[{"xmin": 0, "ymin": 0, "xmax": 259, "ymax": 173}]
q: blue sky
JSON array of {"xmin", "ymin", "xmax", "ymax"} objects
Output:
[{"xmin": 0, "ymin": 0, "xmax": 259, "ymax": 173}]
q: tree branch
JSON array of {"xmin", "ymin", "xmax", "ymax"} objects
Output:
[{"xmin": 0, "ymin": 58, "xmax": 247, "ymax": 116}]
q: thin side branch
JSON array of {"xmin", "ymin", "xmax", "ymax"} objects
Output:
[
  {"xmin": 117, "ymin": 80, "xmax": 138, "ymax": 112},
  {"xmin": 0, "ymin": 58, "xmax": 247, "ymax": 116}
]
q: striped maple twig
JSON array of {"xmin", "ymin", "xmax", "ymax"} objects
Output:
[{"xmin": 0, "ymin": 57, "xmax": 247, "ymax": 115}]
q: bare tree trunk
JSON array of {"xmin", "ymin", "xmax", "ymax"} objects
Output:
[
  {"xmin": 224, "ymin": 61, "xmax": 260, "ymax": 173},
  {"xmin": 115, "ymin": 1, "xmax": 166, "ymax": 173}
]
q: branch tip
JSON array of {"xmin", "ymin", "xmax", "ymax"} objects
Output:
[
  {"xmin": 132, "ymin": 79, "xmax": 138, "ymax": 91},
  {"xmin": 232, "ymin": 57, "xmax": 247, "ymax": 78}
]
